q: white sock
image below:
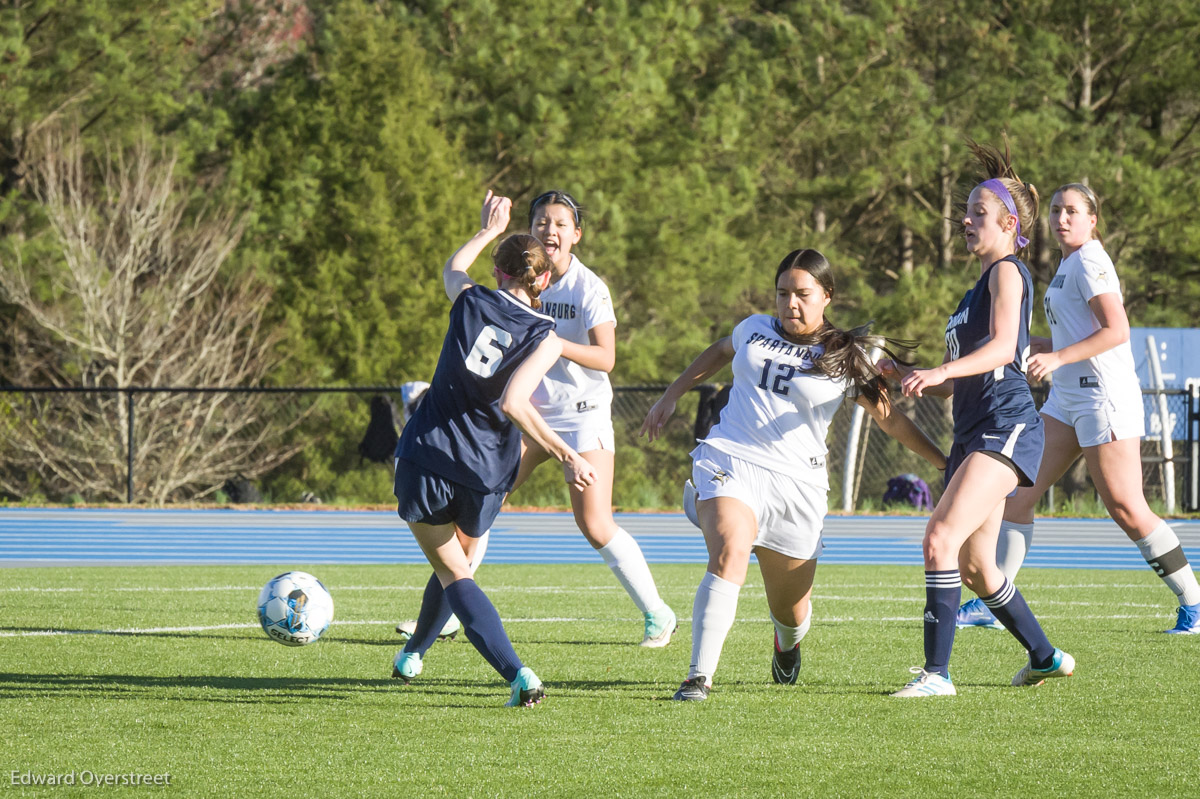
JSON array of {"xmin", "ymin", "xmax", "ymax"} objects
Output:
[
  {"xmin": 996, "ymin": 521, "xmax": 1034, "ymax": 581},
  {"xmin": 1136, "ymin": 521, "xmax": 1200, "ymax": 606},
  {"xmin": 468, "ymin": 529, "xmax": 489, "ymax": 574},
  {"xmin": 598, "ymin": 528, "xmax": 664, "ymax": 614},
  {"xmin": 771, "ymin": 599, "xmax": 812, "ymax": 651},
  {"xmin": 688, "ymin": 572, "xmax": 741, "ymax": 685}
]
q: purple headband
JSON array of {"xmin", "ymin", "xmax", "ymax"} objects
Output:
[{"xmin": 977, "ymin": 178, "xmax": 1029, "ymax": 249}]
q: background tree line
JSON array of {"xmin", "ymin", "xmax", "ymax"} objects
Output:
[{"xmin": 1, "ymin": 0, "xmax": 1197, "ymax": 504}]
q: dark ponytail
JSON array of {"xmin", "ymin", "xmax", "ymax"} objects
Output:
[{"xmin": 494, "ymin": 234, "xmax": 552, "ymax": 310}]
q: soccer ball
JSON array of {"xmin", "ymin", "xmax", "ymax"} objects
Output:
[{"xmin": 256, "ymin": 571, "xmax": 334, "ymax": 646}]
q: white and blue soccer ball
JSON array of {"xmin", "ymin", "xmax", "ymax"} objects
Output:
[{"xmin": 256, "ymin": 571, "xmax": 334, "ymax": 647}]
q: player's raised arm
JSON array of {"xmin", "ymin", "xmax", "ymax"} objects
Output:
[
  {"xmin": 639, "ymin": 336, "xmax": 735, "ymax": 442},
  {"xmin": 443, "ymin": 190, "xmax": 513, "ymax": 301}
]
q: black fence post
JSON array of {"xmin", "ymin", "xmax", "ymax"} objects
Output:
[{"xmin": 126, "ymin": 389, "xmax": 135, "ymax": 504}]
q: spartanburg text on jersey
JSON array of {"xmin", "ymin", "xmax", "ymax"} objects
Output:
[
  {"xmin": 945, "ymin": 255, "xmax": 1040, "ymax": 440},
  {"xmin": 701, "ymin": 315, "xmax": 851, "ymax": 489},
  {"xmin": 530, "ymin": 255, "xmax": 617, "ymax": 430},
  {"xmin": 396, "ymin": 286, "xmax": 555, "ymax": 493}
]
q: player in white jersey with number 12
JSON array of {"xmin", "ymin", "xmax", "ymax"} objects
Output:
[
  {"xmin": 956, "ymin": 182, "xmax": 1200, "ymax": 634},
  {"xmin": 642, "ymin": 248, "xmax": 946, "ymax": 701}
]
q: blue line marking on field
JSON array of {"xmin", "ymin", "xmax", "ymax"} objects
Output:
[{"xmin": 0, "ymin": 508, "xmax": 1195, "ymax": 569}]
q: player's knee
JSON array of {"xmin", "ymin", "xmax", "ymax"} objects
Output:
[
  {"xmin": 922, "ymin": 520, "xmax": 957, "ymax": 563},
  {"xmin": 1106, "ymin": 498, "xmax": 1150, "ymax": 535},
  {"xmin": 709, "ymin": 543, "xmax": 752, "ymax": 579},
  {"xmin": 959, "ymin": 562, "xmax": 988, "ymax": 591}
]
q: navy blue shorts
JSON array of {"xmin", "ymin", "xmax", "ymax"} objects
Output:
[
  {"xmin": 945, "ymin": 416, "xmax": 1045, "ymax": 491},
  {"xmin": 393, "ymin": 458, "xmax": 504, "ymax": 537}
]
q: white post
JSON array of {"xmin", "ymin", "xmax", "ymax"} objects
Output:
[{"xmin": 1145, "ymin": 335, "xmax": 1176, "ymax": 513}]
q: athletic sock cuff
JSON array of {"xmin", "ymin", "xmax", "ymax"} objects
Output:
[
  {"xmin": 1137, "ymin": 521, "xmax": 1182, "ymax": 560},
  {"xmin": 925, "ymin": 569, "xmax": 962, "ymax": 589},
  {"xmin": 699, "ymin": 571, "xmax": 741, "ymax": 598},
  {"xmin": 980, "ymin": 578, "xmax": 1017, "ymax": 609}
]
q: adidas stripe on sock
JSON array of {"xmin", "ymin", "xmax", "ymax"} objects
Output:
[
  {"xmin": 923, "ymin": 570, "xmax": 961, "ymax": 678},
  {"xmin": 981, "ymin": 578, "xmax": 1054, "ymax": 668}
]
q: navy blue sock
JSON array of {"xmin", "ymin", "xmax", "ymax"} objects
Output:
[
  {"xmin": 402, "ymin": 573, "xmax": 455, "ymax": 656},
  {"xmin": 981, "ymin": 579, "xmax": 1055, "ymax": 668},
  {"xmin": 443, "ymin": 578, "xmax": 523, "ymax": 683},
  {"xmin": 923, "ymin": 569, "xmax": 961, "ymax": 678}
]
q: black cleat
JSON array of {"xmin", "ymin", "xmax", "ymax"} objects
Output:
[
  {"xmin": 672, "ymin": 676, "xmax": 710, "ymax": 701},
  {"xmin": 771, "ymin": 641, "xmax": 801, "ymax": 685}
]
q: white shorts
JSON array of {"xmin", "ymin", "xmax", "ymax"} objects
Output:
[
  {"xmin": 690, "ymin": 442, "xmax": 826, "ymax": 561},
  {"xmin": 1040, "ymin": 388, "xmax": 1145, "ymax": 448},
  {"xmin": 551, "ymin": 419, "xmax": 615, "ymax": 454}
]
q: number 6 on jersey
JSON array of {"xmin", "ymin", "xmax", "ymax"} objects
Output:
[{"xmin": 465, "ymin": 324, "xmax": 513, "ymax": 378}]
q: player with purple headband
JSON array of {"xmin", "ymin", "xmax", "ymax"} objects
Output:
[
  {"xmin": 880, "ymin": 140, "xmax": 1076, "ymax": 697},
  {"xmin": 956, "ymin": 181, "xmax": 1200, "ymax": 634}
]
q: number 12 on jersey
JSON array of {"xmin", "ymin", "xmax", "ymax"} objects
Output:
[{"xmin": 757, "ymin": 359, "xmax": 796, "ymax": 396}]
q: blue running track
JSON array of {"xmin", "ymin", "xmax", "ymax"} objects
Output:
[{"xmin": 1, "ymin": 508, "xmax": 1198, "ymax": 569}]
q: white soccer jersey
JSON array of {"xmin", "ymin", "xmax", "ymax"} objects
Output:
[
  {"xmin": 703, "ymin": 315, "xmax": 852, "ymax": 489},
  {"xmin": 530, "ymin": 254, "xmax": 617, "ymax": 430},
  {"xmin": 1043, "ymin": 239, "xmax": 1139, "ymax": 401}
]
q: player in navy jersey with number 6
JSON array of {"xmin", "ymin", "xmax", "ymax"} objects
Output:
[
  {"xmin": 394, "ymin": 190, "xmax": 676, "ymax": 650},
  {"xmin": 882, "ymin": 141, "xmax": 1075, "ymax": 697},
  {"xmin": 641, "ymin": 248, "xmax": 946, "ymax": 701},
  {"xmin": 390, "ymin": 190, "xmax": 596, "ymax": 707}
]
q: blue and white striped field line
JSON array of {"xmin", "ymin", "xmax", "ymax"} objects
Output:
[{"xmin": 1, "ymin": 508, "xmax": 1197, "ymax": 569}]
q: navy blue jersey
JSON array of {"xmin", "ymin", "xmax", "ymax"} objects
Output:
[
  {"xmin": 946, "ymin": 255, "xmax": 1039, "ymax": 440},
  {"xmin": 396, "ymin": 286, "xmax": 555, "ymax": 493}
]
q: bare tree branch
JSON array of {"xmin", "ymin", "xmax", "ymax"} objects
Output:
[{"xmin": 0, "ymin": 120, "xmax": 304, "ymax": 503}]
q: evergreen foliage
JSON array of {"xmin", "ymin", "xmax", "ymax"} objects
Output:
[{"xmin": 2, "ymin": 0, "xmax": 1198, "ymax": 502}]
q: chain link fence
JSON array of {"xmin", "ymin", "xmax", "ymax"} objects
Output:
[{"xmin": 1, "ymin": 384, "xmax": 1196, "ymax": 510}]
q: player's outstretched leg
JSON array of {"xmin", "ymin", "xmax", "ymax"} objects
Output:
[{"xmin": 444, "ymin": 578, "xmax": 542, "ymax": 707}]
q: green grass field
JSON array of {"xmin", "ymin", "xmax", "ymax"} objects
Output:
[{"xmin": 2, "ymin": 563, "xmax": 1196, "ymax": 797}]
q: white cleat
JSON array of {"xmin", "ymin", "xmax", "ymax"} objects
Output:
[
  {"xmin": 891, "ymin": 667, "xmax": 956, "ymax": 697},
  {"xmin": 395, "ymin": 615, "xmax": 461, "ymax": 642},
  {"xmin": 640, "ymin": 605, "xmax": 677, "ymax": 648}
]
